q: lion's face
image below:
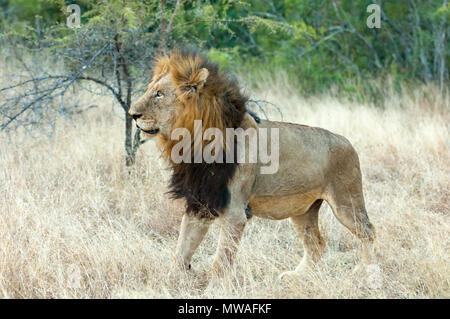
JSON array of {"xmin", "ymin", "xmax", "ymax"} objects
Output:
[{"xmin": 129, "ymin": 73, "xmax": 178, "ymax": 138}]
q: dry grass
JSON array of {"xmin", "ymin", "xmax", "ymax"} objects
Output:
[{"xmin": 0, "ymin": 76, "xmax": 449, "ymax": 298}]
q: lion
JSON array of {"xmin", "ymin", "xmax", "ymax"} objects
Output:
[{"xmin": 129, "ymin": 48, "xmax": 375, "ymax": 279}]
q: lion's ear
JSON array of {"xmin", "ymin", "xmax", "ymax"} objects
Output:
[{"xmin": 188, "ymin": 68, "xmax": 209, "ymax": 93}]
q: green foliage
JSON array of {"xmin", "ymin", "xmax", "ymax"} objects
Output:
[{"xmin": 0, "ymin": 0, "xmax": 448, "ymax": 102}]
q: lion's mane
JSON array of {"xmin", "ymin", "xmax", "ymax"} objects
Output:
[{"xmin": 153, "ymin": 48, "xmax": 248, "ymax": 217}]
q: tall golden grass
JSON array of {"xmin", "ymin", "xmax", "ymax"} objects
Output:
[{"xmin": 0, "ymin": 74, "xmax": 448, "ymax": 298}]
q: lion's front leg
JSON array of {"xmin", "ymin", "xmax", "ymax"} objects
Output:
[
  {"xmin": 174, "ymin": 213, "xmax": 213, "ymax": 271},
  {"xmin": 209, "ymin": 161, "xmax": 255, "ymax": 277},
  {"xmin": 211, "ymin": 210, "xmax": 247, "ymax": 277}
]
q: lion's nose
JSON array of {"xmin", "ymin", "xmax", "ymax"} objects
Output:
[{"xmin": 130, "ymin": 112, "xmax": 142, "ymax": 120}]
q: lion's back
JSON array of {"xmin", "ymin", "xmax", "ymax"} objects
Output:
[{"xmin": 252, "ymin": 120, "xmax": 359, "ymax": 197}]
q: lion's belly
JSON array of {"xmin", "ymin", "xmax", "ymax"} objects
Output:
[{"xmin": 248, "ymin": 192, "xmax": 319, "ymax": 220}]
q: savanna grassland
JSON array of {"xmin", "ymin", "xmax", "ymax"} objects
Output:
[{"xmin": 0, "ymin": 73, "xmax": 449, "ymax": 298}]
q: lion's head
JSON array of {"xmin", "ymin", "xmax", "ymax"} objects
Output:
[{"xmin": 129, "ymin": 48, "xmax": 248, "ymax": 160}]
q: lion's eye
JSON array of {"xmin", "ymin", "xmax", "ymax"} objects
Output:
[{"xmin": 155, "ymin": 91, "xmax": 163, "ymax": 98}]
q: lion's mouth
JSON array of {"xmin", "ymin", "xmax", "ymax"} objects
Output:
[
  {"xmin": 142, "ymin": 128, "xmax": 159, "ymax": 135},
  {"xmin": 137, "ymin": 124, "xmax": 159, "ymax": 135}
]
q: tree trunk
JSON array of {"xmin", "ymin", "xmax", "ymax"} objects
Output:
[
  {"xmin": 125, "ymin": 111, "xmax": 135, "ymax": 166},
  {"xmin": 439, "ymin": 0, "xmax": 447, "ymax": 92},
  {"xmin": 157, "ymin": 0, "xmax": 167, "ymax": 56},
  {"xmin": 114, "ymin": 33, "xmax": 141, "ymax": 167},
  {"xmin": 124, "ymin": 113, "xmax": 143, "ymax": 167}
]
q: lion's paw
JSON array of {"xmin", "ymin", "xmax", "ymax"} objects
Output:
[
  {"xmin": 278, "ymin": 269, "xmax": 310, "ymax": 282},
  {"xmin": 278, "ymin": 270, "xmax": 298, "ymax": 281}
]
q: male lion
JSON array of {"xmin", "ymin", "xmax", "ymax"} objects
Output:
[{"xmin": 129, "ymin": 48, "xmax": 375, "ymax": 279}]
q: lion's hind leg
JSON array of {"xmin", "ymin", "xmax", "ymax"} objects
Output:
[
  {"xmin": 279, "ymin": 199, "xmax": 325, "ymax": 280},
  {"xmin": 325, "ymin": 175, "xmax": 376, "ymax": 269}
]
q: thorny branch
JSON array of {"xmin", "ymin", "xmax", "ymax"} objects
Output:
[{"xmin": 1, "ymin": 43, "xmax": 110, "ymax": 130}]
